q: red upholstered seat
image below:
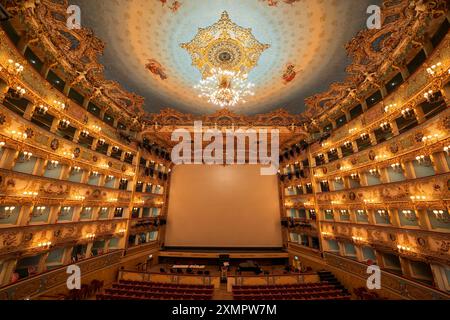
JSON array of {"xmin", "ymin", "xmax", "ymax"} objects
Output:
[
  {"xmin": 232, "ymin": 282, "xmax": 348, "ymax": 301},
  {"xmin": 103, "ymin": 281, "xmax": 214, "ymax": 300}
]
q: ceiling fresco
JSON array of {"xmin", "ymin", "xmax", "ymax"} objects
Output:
[{"xmin": 72, "ymin": 0, "xmax": 378, "ymax": 115}]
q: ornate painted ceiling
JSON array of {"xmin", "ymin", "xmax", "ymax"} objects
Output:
[{"xmin": 72, "ymin": 0, "xmax": 378, "ymax": 115}]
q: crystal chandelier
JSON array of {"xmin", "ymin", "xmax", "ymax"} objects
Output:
[
  {"xmin": 181, "ymin": 12, "xmax": 269, "ymax": 108},
  {"xmin": 194, "ymin": 68, "xmax": 255, "ymax": 107}
]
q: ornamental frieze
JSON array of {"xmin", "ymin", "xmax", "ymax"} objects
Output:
[
  {"xmin": 2, "ymin": 0, "xmax": 145, "ymax": 121},
  {"xmin": 0, "ymin": 251, "xmax": 123, "ymax": 300},
  {"xmin": 305, "ymin": 0, "xmax": 448, "ymax": 120},
  {"xmin": 324, "ymin": 253, "xmax": 450, "ymax": 299}
]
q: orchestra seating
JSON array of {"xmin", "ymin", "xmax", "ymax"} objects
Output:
[
  {"xmin": 232, "ymin": 282, "xmax": 351, "ymax": 300},
  {"xmin": 97, "ymin": 280, "xmax": 214, "ymax": 300}
]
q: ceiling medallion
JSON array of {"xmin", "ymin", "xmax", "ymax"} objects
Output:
[{"xmin": 181, "ymin": 11, "xmax": 270, "ymax": 107}]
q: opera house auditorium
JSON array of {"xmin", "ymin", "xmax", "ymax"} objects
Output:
[{"xmin": 0, "ymin": 0, "xmax": 449, "ymax": 302}]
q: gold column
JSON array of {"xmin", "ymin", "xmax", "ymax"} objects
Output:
[
  {"xmin": 368, "ymin": 131, "xmax": 377, "ymax": 146},
  {"xmin": 430, "ymin": 152, "xmax": 449, "ymax": 174},
  {"xmin": 23, "ymin": 103, "xmax": 36, "ymax": 121},
  {"xmin": 402, "ymin": 161, "xmax": 416, "ymax": 180},
  {"xmin": 0, "ymin": 260, "xmax": 18, "ymax": 287},
  {"xmin": 388, "ymin": 208, "xmax": 401, "ymax": 227}
]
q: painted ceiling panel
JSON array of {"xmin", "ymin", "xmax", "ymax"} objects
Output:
[{"xmin": 72, "ymin": 0, "xmax": 378, "ymax": 115}]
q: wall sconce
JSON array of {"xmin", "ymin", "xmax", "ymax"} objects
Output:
[
  {"xmin": 74, "ymin": 195, "xmax": 85, "ymax": 201},
  {"xmin": 352, "ymin": 236, "xmax": 364, "ymax": 243},
  {"xmin": 415, "ymin": 155, "xmax": 425, "ymax": 163},
  {"xmin": 426, "ymin": 62, "xmax": 444, "ymax": 76},
  {"xmin": 33, "ymin": 206, "xmax": 46, "ymax": 217},
  {"xmin": 80, "ymin": 130, "xmax": 89, "ymax": 138},
  {"xmin": 377, "ymin": 209, "xmax": 388, "ymax": 217},
  {"xmin": 85, "ymin": 233, "xmax": 96, "ymax": 241},
  {"xmin": 410, "ymin": 195, "xmax": 426, "ymax": 201},
  {"xmin": 401, "ymin": 108, "xmax": 415, "ymax": 119},
  {"xmin": 363, "ymin": 199, "xmax": 375, "ymax": 204},
  {"xmin": 49, "ymin": 160, "xmax": 59, "ymax": 168},
  {"xmin": 343, "ymin": 141, "xmax": 352, "ymax": 148},
  {"xmin": 59, "ymin": 207, "xmax": 71, "ymax": 217},
  {"xmin": 117, "ymin": 228, "xmax": 127, "ymax": 235},
  {"xmin": 415, "ymin": 155, "xmax": 431, "ymax": 166},
  {"xmin": 36, "ymin": 104, "xmax": 49, "ymax": 115},
  {"xmin": 19, "ymin": 151, "xmax": 33, "ymax": 161},
  {"xmin": 329, "ymin": 148, "xmax": 337, "ymax": 154},
  {"xmin": 97, "ymin": 139, "xmax": 105, "ymax": 146},
  {"xmin": 91, "ymin": 171, "xmax": 99, "ymax": 177},
  {"xmin": 112, "ymin": 146, "xmax": 120, "ymax": 152},
  {"xmin": 375, "ymin": 154, "xmax": 388, "ymax": 161},
  {"xmin": 360, "ymin": 133, "xmax": 369, "ymax": 140},
  {"xmin": 432, "ymin": 210, "xmax": 450, "ymax": 223},
  {"xmin": 369, "ymin": 169, "xmax": 379, "ymax": 176},
  {"xmin": 421, "ymin": 134, "xmax": 440, "ymax": 143},
  {"xmin": 349, "ymin": 128, "xmax": 357, "ymax": 134},
  {"xmin": 23, "ymin": 191, "xmax": 38, "ymax": 197},
  {"xmin": 321, "ymin": 231, "xmax": 333, "ymax": 237},
  {"xmin": 106, "ymin": 175, "xmax": 114, "ymax": 181},
  {"xmin": 6, "ymin": 59, "xmax": 24, "ymax": 74},
  {"xmin": 92, "ymin": 125, "xmax": 102, "ymax": 132},
  {"xmin": 384, "ymin": 103, "xmax": 397, "ymax": 113},
  {"xmin": 325, "ymin": 209, "xmax": 333, "ymax": 217},
  {"xmin": 402, "ymin": 210, "xmax": 417, "ymax": 221},
  {"xmin": 108, "ymin": 198, "xmax": 118, "ymax": 203},
  {"xmin": 340, "ymin": 209, "xmax": 349, "ymax": 216},
  {"xmin": 53, "ymin": 100, "xmax": 66, "ymax": 110},
  {"xmin": 11, "ymin": 130, "xmax": 28, "ymax": 141},
  {"xmin": 390, "ymin": 162, "xmax": 402, "ymax": 172},
  {"xmin": 356, "ymin": 209, "xmax": 366, "ymax": 216},
  {"xmin": 0, "ymin": 141, "xmax": 5, "ymax": 151},
  {"xmin": 0, "ymin": 206, "xmax": 16, "ymax": 219},
  {"xmin": 397, "ymin": 244, "xmax": 413, "ymax": 254},
  {"xmin": 63, "ymin": 151, "xmax": 75, "ymax": 159},
  {"xmin": 9, "ymin": 86, "xmax": 26, "ymax": 99},
  {"xmin": 350, "ymin": 173, "xmax": 359, "ymax": 180},
  {"xmin": 423, "ymin": 90, "xmax": 440, "ymax": 103},
  {"xmin": 317, "ymin": 153, "xmax": 324, "ymax": 159},
  {"xmin": 37, "ymin": 241, "xmax": 52, "ymax": 249},
  {"xmin": 334, "ymin": 176, "xmax": 342, "ymax": 182},
  {"xmin": 73, "ymin": 166, "xmax": 81, "ymax": 173},
  {"xmin": 380, "ymin": 122, "xmax": 391, "ymax": 132},
  {"xmin": 58, "ymin": 119, "xmax": 70, "ymax": 129}
]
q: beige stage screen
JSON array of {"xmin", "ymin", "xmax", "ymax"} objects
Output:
[{"xmin": 165, "ymin": 165, "xmax": 283, "ymax": 248}]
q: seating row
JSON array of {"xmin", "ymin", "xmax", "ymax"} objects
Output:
[
  {"xmin": 233, "ymin": 289, "xmax": 342, "ymax": 295},
  {"xmin": 234, "ymin": 294, "xmax": 351, "ymax": 301},
  {"xmin": 233, "ymin": 285, "xmax": 334, "ymax": 292},
  {"xmin": 110, "ymin": 285, "xmax": 213, "ymax": 294},
  {"xmin": 232, "ymin": 283, "xmax": 332, "ymax": 290},
  {"xmin": 98, "ymin": 293, "xmax": 211, "ymax": 300},
  {"xmin": 119, "ymin": 280, "xmax": 213, "ymax": 289}
]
